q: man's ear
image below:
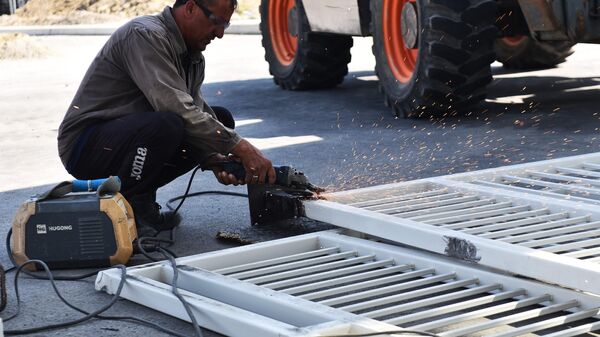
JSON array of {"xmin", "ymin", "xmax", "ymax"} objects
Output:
[{"xmin": 184, "ymin": 0, "xmax": 196, "ymax": 16}]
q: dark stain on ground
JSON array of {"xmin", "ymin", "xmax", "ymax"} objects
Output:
[{"xmin": 216, "ymin": 217, "xmax": 336, "ymax": 244}]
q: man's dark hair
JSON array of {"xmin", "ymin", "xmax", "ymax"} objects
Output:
[{"xmin": 173, "ymin": 0, "xmax": 238, "ymax": 9}]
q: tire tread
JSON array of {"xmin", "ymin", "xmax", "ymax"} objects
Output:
[
  {"xmin": 372, "ymin": 0, "xmax": 498, "ymax": 118},
  {"xmin": 260, "ymin": 1, "xmax": 353, "ymax": 90}
]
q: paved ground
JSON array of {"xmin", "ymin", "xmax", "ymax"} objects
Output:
[{"xmin": 1, "ymin": 34, "xmax": 600, "ymax": 336}]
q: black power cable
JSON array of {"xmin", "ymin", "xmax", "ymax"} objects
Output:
[
  {"xmin": 162, "ymin": 164, "xmax": 247, "ymax": 243},
  {"xmin": 168, "ymin": 165, "xmax": 202, "ymax": 215},
  {"xmin": 3, "ymin": 260, "xmax": 127, "ymax": 334},
  {"xmin": 157, "ymin": 247, "xmax": 204, "ymax": 337},
  {"xmin": 4, "ymin": 229, "xmax": 193, "ymax": 336},
  {"xmin": 0, "ymin": 258, "xmax": 191, "ymax": 337},
  {"xmin": 165, "ymin": 164, "xmax": 248, "ymax": 213},
  {"xmin": 167, "ymin": 190, "xmax": 248, "ymax": 210},
  {"xmin": 5, "ymin": 228, "xmax": 99, "ymax": 281},
  {"xmin": 135, "ymin": 236, "xmax": 178, "ymax": 262}
]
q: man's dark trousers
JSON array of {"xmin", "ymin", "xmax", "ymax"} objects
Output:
[{"xmin": 68, "ymin": 107, "xmax": 235, "ymax": 199}]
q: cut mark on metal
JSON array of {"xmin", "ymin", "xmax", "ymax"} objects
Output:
[{"xmin": 444, "ymin": 236, "xmax": 481, "ymax": 262}]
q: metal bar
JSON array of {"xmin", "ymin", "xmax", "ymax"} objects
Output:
[
  {"xmin": 386, "ymin": 288, "xmax": 526, "ymax": 325},
  {"xmin": 346, "ymin": 188, "xmax": 449, "ymax": 208},
  {"xmin": 283, "ymin": 264, "xmax": 415, "ymax": 296},
  {"xmin": 486, "ymin": 307, "xmax": 600, "ymax": 337},
  {"xmin": 451, "ymin": 210, "xmax": 563, "ymax": 233},
  {"xmin": 419, "ymin": 205, "xmax": 531, "ymax": 226},
  {"xmin": 584, "ymin": 163, "xmax": 600, "ymax": 170},
  {"xmin": 361, "ymin": 192, "xmax": 465, "ymax": 211},
  {"xmin": 585, "ymin": 255, "xmax": 600, "ymax": 262},
  {"xmin": 213, "ymin": 247, "xmax": 340, "ymax": 275},
  {"xmin": 396, "ymin": 199, "xmax": 497, "ymax": 218},
  {"xmin": 563, "ymin": 246, "xmax": 600, "ymax": 258},
  {"xmin": 378, "ymin": 196, "xmax": 481, "ymax": 215},
  {"xmin": 408, "ymin": 201, "xmax": 515, "ymax": 221},
  {"xmin": 502, "ymin": 175, "xmax": 600, "ymax": 196},
  {"xmin": 261, "ymin": 259, "xmax": 395, "ymax": 290},
  {"xmin": 460, "ymin": 208, "xmax": 569, "ymax": 237},
  {"xmin": 557, "ymin": 166, "xmax": 600, "ymax": 178},
  {"xmin": 409, "ymin": 294, "xmax": 552, "ymax": 331},
  {"xmin": 321, "ymin": 273, "xmax": 460, "ymax": 308},
  {"xmin": 478, "ymin": 214, "xmax": 582, "ymax": 239},
  {"xmin": 542, "ymin": 320, "xmax": 600, "ymax": 337},
  {"xmin": 296, "ymin": 267, "xmax": 431, "ymax": 300},
  {"xmin": 541, "ymin": 238, "xmax": 600, "ymax": 253},
  {"xmin": 472, "ymin": 180, "xmax": 600, "ymax": 204},
  {"xmin": 174, "ymin": 266, "xmax": 341, "ymax": 327},
  {"xmin": 361, "ymin": 283, "xmax": 502, "ymax": 319},
  {"xmin": 339, "ymin": 277, "xmax": 478, "ymax": 313},
  {"xmin": 491, "ymin": 217, "xmax": 594, "ymax": 242},
  {"xmin": 528, "ymin": 170, "xmax": 600, "ymax": 187},
  {"xmin": 455, "ymin": 208, "xmax": 552, "ymax": 231},
  {"xmin": 244, "ymin": 255, "xmax": 376, "ymax": 284},
  {"xmin": 518, "ymin": 229, "xmax": 600, "ymax": 248},
  {"xmin": 440, "ymin": 300, "xmax": 580, "ymax": 337},
  {"xmin": 228, "ymin": 251, "xmax": 357, "ymax": 279}
]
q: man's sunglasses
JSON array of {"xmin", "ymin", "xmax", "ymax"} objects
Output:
[{"xmin": 192, "ymin": 0, "xmax": 231, "ymax": 29}]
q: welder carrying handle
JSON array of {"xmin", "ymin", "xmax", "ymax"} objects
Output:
[{"xmin": 36, "ymin": 176, "xmax": 122, "ymax": 201}]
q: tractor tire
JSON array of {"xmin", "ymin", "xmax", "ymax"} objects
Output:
[
  {"xmin": 371, "ymin": 0, "xmax": 498, "ymax": 118},
  {"xmin": 495, "ymin": 36, "xmax": 575, "ymax": 69},
  {"xmin": 259, "ymin": 0, "xmax": 353, "ymax": 90},
  {"xmin": 0, "ymin": 0, "xmax": 26, "ymax": 15},
  {"xmin": 0, "ymin": 0, "xmax": 15, "ymax": 15}
]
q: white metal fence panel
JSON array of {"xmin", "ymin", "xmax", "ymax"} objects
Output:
[
  {"xmin": 310, "ymin": 153, "xmax": 600, "ymax": 295},
  {"xmin": 96, "ymin": 231, "xmax": 600, "ymax": 337},
  {"xmin": 449, "ymin": 152, "xmax": 600, "ymax": 205}
]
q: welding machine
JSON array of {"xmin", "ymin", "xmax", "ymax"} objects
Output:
[{"xmin": 11, "ymin": 177, "xmax": 137, "ymax": 270}]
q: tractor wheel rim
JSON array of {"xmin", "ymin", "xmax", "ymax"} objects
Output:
[
  {"xmin": 502, "ymin": 35, "xmax": 527, "ymax": 47},
  {"xmin": 269, "ymin": 0, "xmax": 298, "ymax": 66},
  {"xmin": 383, "ymin": 0, "xmax": 419, "ymax": 83}
]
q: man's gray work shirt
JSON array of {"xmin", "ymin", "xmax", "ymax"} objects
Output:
[{"xmin": 57, "ymin": 6, "xmax": 241, "ymax": 168}]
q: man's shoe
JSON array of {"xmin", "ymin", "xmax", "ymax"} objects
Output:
[{"xmin": 129, "ymin": 193, "xmax": 181, "ymax": 236}]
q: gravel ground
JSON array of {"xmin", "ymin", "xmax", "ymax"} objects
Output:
[{"xmin": 0, "ymin": 0, "xmax": 260, "ymax": 25}]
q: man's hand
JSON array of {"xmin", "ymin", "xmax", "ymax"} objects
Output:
[
  {"xmin": 230, "ymin": 139, "xmax": 275, "ymax": 184},
  {"xmin": 213, "ymin": 167, "xmax": 243, "ymax": 185},
  {"xmin": 204, "ymin": 153, "xmax": 244, "ymax": 185}
]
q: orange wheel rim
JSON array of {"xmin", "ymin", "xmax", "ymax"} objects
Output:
[
  {"xmin": 383, "ymin": 0, "xmax": 418, "ymax": 83},
  {"xmin": 269, "ymin": 0, "xmax": 298, "ymax": 66},
  {"xmin": 502, "ymin": 35, "xmax": 527, "ymax": 47}
]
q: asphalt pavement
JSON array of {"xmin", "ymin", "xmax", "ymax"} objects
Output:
[{"xmin": 1, "ymin": 34, "xmax": 599, "ymax": 336}]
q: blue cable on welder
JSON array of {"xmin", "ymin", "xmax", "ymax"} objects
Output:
[{"xmin": 71, "ymin": 178, "xmax": 109, "ymax": 192}]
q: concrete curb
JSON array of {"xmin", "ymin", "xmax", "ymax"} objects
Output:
[{"xmin": 0, "ymin": 19, "xmax": 260, "ymax": 35}]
